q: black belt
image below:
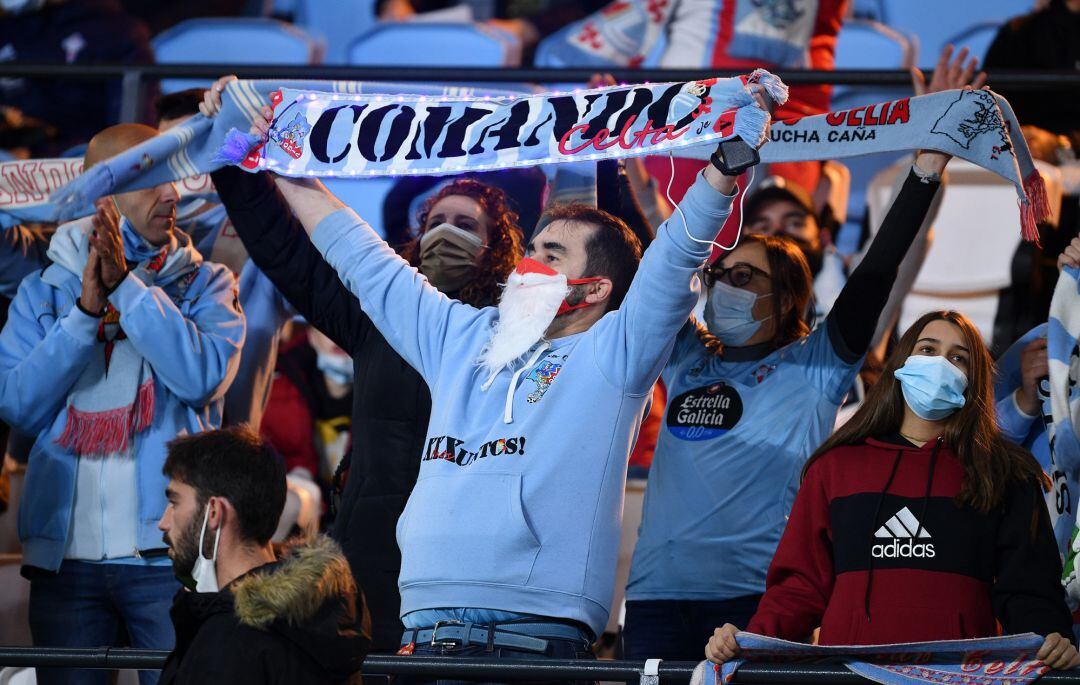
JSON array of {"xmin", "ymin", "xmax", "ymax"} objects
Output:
[{"xmin": 402, "ymin": 620, "xmax": 591, "ymax": 654}]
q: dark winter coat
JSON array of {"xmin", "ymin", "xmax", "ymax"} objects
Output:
[{"xmin": 160, "ymin": 535, "xmax": 369, "ymax": 685}]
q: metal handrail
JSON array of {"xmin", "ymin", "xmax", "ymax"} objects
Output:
[
  {"xmin": 3, "ymin": 63, "xmax": 1078, "ymax": 88},
  {"xmin": 6, "ymin": 62, "xmax": 1075, "ymax": 124},
  {"xmin": 2, "ymin": 649, "xmax": 1080, "ymax": 684}
]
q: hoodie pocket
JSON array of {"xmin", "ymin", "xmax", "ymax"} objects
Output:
[
  {"xmin": 397, "ymin": 472, "xmax": 542, "ymax": 588},
  {"xmin": 839, "ymin": 605, "xmax": 966, "ymax": 645}
]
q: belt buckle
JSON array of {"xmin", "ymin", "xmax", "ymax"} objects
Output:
[{"xmin": 430, "ymin": 620, "xmax": 465, "ymax": 649}]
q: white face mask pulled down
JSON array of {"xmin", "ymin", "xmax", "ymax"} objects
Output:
[{"xmin": 191, "ymin": 506, "xmax": 221, "ymax": 593}]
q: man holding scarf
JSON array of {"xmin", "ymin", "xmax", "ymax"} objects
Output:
[
  {"xmin": 235, "ymin": 78, "xmax": 771, "ymax": 679},
  {"xmin": 0, "ymin": 124, "xmax": 245, "ymax": 685}
]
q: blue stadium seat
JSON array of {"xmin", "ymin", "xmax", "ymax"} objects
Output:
[
  {"xmin": 833, "ymin": 19, "xmax": 912, "ymax": 102},
  {"xmin": 945, "ymin": 21, "xmax": 1004, "ymax": 63},
  {"xmin": 321, "ymin": 177, "xmax": 395, "ymax": 238},
  {"xmin": 153, "ymin": 18, "xmax": 323, "ymax": 94},
  {"xmin": 834, "ymin": 19, "xmax": 912, "ymax": 70},
  {"xmin": 347, "ymin": 22, "xmax": 520, "ymax": 67},
  {"xmin": 293, "ymin": 0, "xmax": 378, "ymax": 65},
  {"xmin": 878, "ymin": 0, "xmax": 1032, "ymax": 65},
  {"xmin": 849, "ymin": 0, "xmax": 884, "ymax": 20}
]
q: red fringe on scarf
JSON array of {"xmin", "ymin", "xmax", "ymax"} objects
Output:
[
  {"xmin": 1021, "ymin": 169, "xmax": 1051, "ymax": 246},
  {"xmin": 54, "ymin": 379, "xmax": 155, "ymax": 457}
]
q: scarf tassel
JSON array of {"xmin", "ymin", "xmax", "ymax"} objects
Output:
[
  {"xmin": 213, "ymin": 128, "xmax": 265, "ymax": 166},
  {"xmin": 1020, "ymin": 169, "xmax": 1051, "ymax": 245},
  {"xmin": 54, "ymin": 379, "xmax": 156, "ymax": 458}
]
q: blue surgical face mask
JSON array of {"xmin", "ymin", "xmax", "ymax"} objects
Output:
[
  {"xmin": 316, "ymin": 352, "xmax": 354, "ymax": 385},
  {"xmin": 704, "ymin": 280, "xmax": 774, "ymax": 346},
  {"xmin": 893, "ymin": 354, "xmax": 968, "ymax": 420}
]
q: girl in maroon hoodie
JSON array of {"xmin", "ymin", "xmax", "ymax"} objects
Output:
[{"xmin": 705, "ymin": 310, "xmax": 1079, "ymax": 669}]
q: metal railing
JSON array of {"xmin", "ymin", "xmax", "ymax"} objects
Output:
[
  {"xmin": 3, "ymin": 649, "xmax": 1080, "ymax": 684},
  {"xmin": 3, "ymin": 62, "xmax": 1079, "ymax": 124}
]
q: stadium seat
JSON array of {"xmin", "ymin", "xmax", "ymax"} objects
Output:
[
  {"xmin": 293, "ymin": 0, "xmax": 378, "ymax": 65},
  {"xmin": 321, "ymin": 177, "xmax": 395, "ymax": 238},
  {"xmin": 834, "ymin": 19, "xmax": 913, "ymax": 71},
  {"xmin": 878, "ymin": 0, "xmax": 1033, "ymax": 65},
  {"xmin": 849, "ymin": 0, "xmax": 884, "ymax": 20},
  {"xmin": 153, "ymin": 18, "xmax": 323, "ymax": 94},
  {"xmin": 347, "ymin": 22, "xmax": 521, "ymax": 67},
  {"xmin": 865, "ymin": 159, "xmax": 1063, "ymax": 349}
]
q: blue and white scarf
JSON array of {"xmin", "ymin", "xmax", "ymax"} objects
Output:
[
  {"xmin": 50, "ymin": 77, "xmax": 1050, "ymax": 241},
  {"xmin": 696, "ymin": 633, "xmax": 1052, "ymax": 685}
]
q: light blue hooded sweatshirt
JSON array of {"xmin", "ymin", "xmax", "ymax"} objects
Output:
[
  {"xmin": 310, "ymin": 172, "xmax": 733, "ymax": 638},
  {"xmin": 0, "ymin": 219, "xmax": 246, "ymax": 572}
]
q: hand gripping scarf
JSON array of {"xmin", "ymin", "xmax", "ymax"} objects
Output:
[
  {"xmin": 695, "ymin": 632, "xmax": 1053, "ymax": 685},
  {"xmin": 51, "ymin": 75, "xmax": 1050, "ymax": 240}
]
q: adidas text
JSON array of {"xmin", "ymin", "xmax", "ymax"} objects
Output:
[{"xmin": 872, "ymin": 539, "xmax": 936, "ymax": 559}]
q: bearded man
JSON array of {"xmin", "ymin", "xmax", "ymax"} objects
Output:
[
  {"xmin": 238, "ymin": 76, "xmax": 773, "ymax": 683},
  {"xmin": 158, "ymin": 426, "xmax": 368, "ymax": 685}
]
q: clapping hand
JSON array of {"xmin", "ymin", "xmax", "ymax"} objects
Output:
[{"xmin": 88, "ymin": 199, "xmax": 127, "ymax": 291}]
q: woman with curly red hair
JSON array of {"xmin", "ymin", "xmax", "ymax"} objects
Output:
[{"xmin": 401, "ymin": 178, "xmax": 524, "ymax": 308}]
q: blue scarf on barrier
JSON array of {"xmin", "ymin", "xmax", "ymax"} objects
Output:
[{"xmin": 698, "ymin": 633, "xmax": 1053, "ymax": 685}]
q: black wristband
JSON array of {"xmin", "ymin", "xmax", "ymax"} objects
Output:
[
  {"xmin": 710, "ymin": 151, "xmax": 743, "ymax": 177},
  {"xmin": 103, "ymin": 270, "xmax": 130, "ymax": 297},
  {"xmin": 76, "ymin": 298, "xmax": 105, "ymax": 318},
  {"xmin": 710, "ymin": 137, "xmax": 760, "ymax": 176}
]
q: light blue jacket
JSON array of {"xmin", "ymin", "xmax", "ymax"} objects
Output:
[
  {"xmin": 0, "ymin": 255, "xmax": 245, "ymax": 571},
  {"xmin": 311, "ymin": 172, "xmax": 733, "ymax": 637}
]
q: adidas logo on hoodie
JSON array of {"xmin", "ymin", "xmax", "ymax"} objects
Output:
[{"xmin": 872, "ymin": 506, "xmax": 936, "ymax": 559}]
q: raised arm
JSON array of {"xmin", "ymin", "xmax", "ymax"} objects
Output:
[
  {"xmin": 597, "ymin": 159, "xmax": 656, "ymax": 250},
  {"xmin": 274, "ymin": 174, "xmax": 489, "ymax": 383},
  {"xmin": 210, "ymin": 166, "xmax": 371, "ymax": 354},
  {"xmin": 601, "ymin": 161, "xmax": 738, "ymax": 393},
  {"xmin": 825, "ymin": 152, "xmax": 945, "ymax": 363}
]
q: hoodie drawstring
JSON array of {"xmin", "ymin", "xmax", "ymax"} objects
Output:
[
  {"xmin": 865, "ymin": 449, "xmax": 903, "ymax": 622},
  {"xmin": 913, "ymin": 437, "xmax": 943, "ymax": 538},
  {"xmin": 491, "ymin": 342, "xmax": 550, "ymax": 424}
]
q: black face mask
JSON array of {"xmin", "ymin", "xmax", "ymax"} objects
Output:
[{"xmin": 798, "ymin": 240, "xmax": 825, "ymax": 277}]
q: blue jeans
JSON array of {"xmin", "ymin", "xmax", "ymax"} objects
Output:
[
  {"xmin": 29, "ymin": 560, "xmax": 178, "ymax": 685},
  {"xmin": 622, "ymin": 595, "xmax": 763, "ymax": 661}
]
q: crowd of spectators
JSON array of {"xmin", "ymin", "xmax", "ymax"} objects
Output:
[{"xmin": 0, "ymin": 1, "xmax": 1079, "ymax": 684}]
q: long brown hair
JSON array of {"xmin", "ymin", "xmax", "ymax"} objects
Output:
[
  {"xmin": 803, "ymin": 310, "xmax": 1046, "ymax": 513},
  {"xmin": 400, "ymin": 179, "xmax": 523, "ymax": 308},
  {"xmin": 697, "ymin": 233, "xmax": 813, "ymax": 354}
]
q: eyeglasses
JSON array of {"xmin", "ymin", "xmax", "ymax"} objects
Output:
[{"xmin": 702, "ymin": 262, "xmax": 771, "ymax": 288}]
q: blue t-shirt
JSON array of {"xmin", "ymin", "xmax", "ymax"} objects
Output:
[{"xmin": 626, "ymin": 320, "xmax": 860, "ymax": 601}]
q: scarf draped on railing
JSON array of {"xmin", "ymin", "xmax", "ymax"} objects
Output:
[
  {"xmin": 50, "ymin": 75, "xmax": 1049, "ymax": 240},
  {"xmin": 696, "ymin": 633, "xmax": 1053, "ymax": 685}
]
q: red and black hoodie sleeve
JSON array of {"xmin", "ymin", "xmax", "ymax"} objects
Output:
[
  {"xmin": 993, "ymin": 480, "xmax": 1074, "ymax": 640},
  {"xmin": 746, "ymin": 461, "xmax": 835, "ymax": 642}
]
